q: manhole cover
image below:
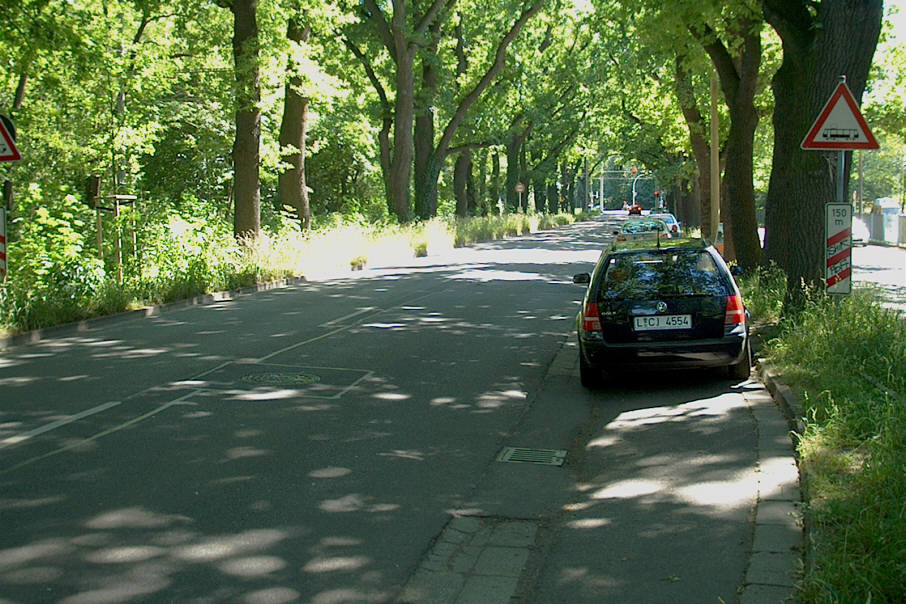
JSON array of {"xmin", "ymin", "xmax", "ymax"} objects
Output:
[
  {"xmin": 240, "ymin": 372, "xmax": 321, "ymax": 387},
  {"xmin": 496, "ymin": 446, "xmax": 567, "ymax": 466}
]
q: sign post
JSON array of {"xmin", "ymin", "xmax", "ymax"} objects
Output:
[
  {"xmin": 0, "ymin": 207, "xmax": 6, "ymax": 281},
  {"xmin": 801, "ymin": 76, "xmax": 879, "ymax": 294},
  {"xmin": 515, "ymin": 182, "xmax": 526, "ymax": 212}
]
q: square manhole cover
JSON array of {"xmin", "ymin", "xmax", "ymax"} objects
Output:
[{"xmin": 496, "ymin": 446, "xmax": 567, "ymax": 466}]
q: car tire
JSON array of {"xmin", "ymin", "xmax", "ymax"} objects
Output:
[{"xmin": 728, "ymin": 339, "xmax": 752, "ymax": 380}]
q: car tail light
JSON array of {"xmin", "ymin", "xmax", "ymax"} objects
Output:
[
  {"xmin": 724, "ymin": 294, "xmax": 746, "ymax": 325},
  {"xmin": 672, "ymin": 225, "xmax": 678, "ymax": 232},
  {"xmin": 583, "ymin": 302, "xmax": 602, "ymax": 332}
]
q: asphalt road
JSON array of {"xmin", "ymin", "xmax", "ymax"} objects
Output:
[
  {"xmin": 0, "ymin": 216, "xmax": 798, "ymax": 603},
  {"xmin": 851, "ymin": 243, "xmax": 906, "ymax": 310}
]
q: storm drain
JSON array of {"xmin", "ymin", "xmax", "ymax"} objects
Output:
[
  {"xmin": 240, "ymin": 372, "xmax": 321, "ymax": 387},
  {"xmin": 496, "ymin": 446, "xmax": 567, "ymax": 466}
]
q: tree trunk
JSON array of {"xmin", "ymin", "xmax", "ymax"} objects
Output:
[
  {"xmin": 476, "ymin": 149, "xmax": 488, "ymax": 215},
  {"xmin": 389, "ymin": 43, "xmax": 415, "ymax": 222},
  {"xmin": 278, "ymin": 18, "xmax": 311, "ymax": 231},
  {"xmin": 454, "ymin": 150, "xmax": 471, "ymax": 217},
  {"xmin": 226, "ymin": 0, "xmax": 261, "ymax": 238},
  {"xmin": 547, "ymin": 182, "xmax": 558, "ymax": 214},
  {"xmin": 675, "ymin": 59, "xmax": 711, "ymax": 233},
  {"xmin": 490, "ymin": 151, "xmax": 500, "ymax": 213},
  {"xmin": 506, "ymin": 132, "xmax": 524, "ymax": 211},
  {"xmin": 701, "ymin": 24, "xmax": 763, "ymax": 269},
  {"xmin": 763, "ymin": 0, "xmax": 882, "ymax": 295},
  {"xmin": 414, "ymin": 27, "xmax": 440, "ymax": 220}
]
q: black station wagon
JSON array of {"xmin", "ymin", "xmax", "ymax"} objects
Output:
[{"xmin": 572, "ymin": 238, "xmax": 751, "ymax": 387}]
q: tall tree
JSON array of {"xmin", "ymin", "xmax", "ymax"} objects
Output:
[
  {"xmin": 358, "ymin": 0, "xmax": 454, "ymax": 222},
  {"xmin": 414, "ymin": 0, "xmax": 546, "ymax": 218},
  {"xmin": 694, "ymin": 15, "xmax": 763, "ymax": 269},
  {"xmin": 278, "ymin": 16, "xmax": 312, "ymax": 230},
  {"xmin": 218, "ymin": 0, "xmax": 262, "ymax": 238},
  {"xmin": 762, "ymin": 0, "xmax": 882, "ymax": 295}
]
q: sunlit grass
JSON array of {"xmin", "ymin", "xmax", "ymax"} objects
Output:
[{"xmin": 762, "ymin": 285, "xmax": 906, "ymax": 602}]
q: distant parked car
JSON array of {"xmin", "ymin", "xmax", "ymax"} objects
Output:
[
  {"xmin": 572, "ymin": 238, "xmax": 751, "ymax": 387},
  {"xmin": 649, "ymin": 212, "xmax": 681, "ymax": 235}
]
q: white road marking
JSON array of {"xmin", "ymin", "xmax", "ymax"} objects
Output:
[
  {"xmin": 0, "ymin": 400, "xmax": 122, "ymax": 450},
  {"xmin": 1, "ymin": 392, "xmax": 197, "ymax": 475},
  {"xmin": 318, "ymin": 307, "xmax": 377, "ymax": 327}
]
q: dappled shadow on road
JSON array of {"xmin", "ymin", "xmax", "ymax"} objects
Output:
[
  {"xmin": 532, "ymin": 374, "xmax": 761, "ymax": 602},
  {"xmin": 0, "ymin": 220, "xmax": 626, "ymax": 602}
]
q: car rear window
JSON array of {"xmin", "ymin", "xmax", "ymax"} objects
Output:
[
  {"xmin": 622, "ymin": 220, "xmax": 665, "ymax": 233},
  {"xmin": 598, "ymin": 250, "xmax": 727, "ymax": 299}
]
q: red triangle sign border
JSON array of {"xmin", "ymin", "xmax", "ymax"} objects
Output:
[
  {"xmin": 801, "ymin": 81, "xmax": 879, "ymax": 150},
  {"xmin": 0, "ymin": 118, "xmax": 20, "ymax": 162}
]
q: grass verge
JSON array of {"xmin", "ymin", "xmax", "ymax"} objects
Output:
[
  {"xmin": 738, "ymin": 269, "xmax": 906, "ymax": 603},
  {"xmin": 0, "ymin": 212, "xmax": 582, "ymax": 337}
]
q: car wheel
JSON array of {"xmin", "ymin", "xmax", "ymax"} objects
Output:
[
  {"xmin": 728, "ymin": 339, "xmax": 752, "ymax": 379},
  {"xmin": 579, "ymin": 345, "xmax": 603, "ymax": 388}
]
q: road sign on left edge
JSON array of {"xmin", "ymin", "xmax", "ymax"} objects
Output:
[{"xmin": 0, "ymin": 115, "xmax": 21, "ymax": 162}]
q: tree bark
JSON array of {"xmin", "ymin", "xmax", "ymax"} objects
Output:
[
  {"xmin": 453, "ymin": 150, "xmax": 471, "ymax": 216},
  {"xmin": 675, "ymin": 59, "xmax": 711, "ymax": 234},
  {"xmin": 762, "ymin": 0, "xmax": 882, "ymax": 295},
  {"xmin": 279, "ymin": 18, "xmax": 312, "ymax": 230},
  {"xmin": 222, "ymin": 0, "xmax": 261, "ymax": 238},
  {"xmin": 490, "ymin": 151, "xmax": 500, "ymax": 213},
  {"xmin": 414, "ymin": 25, "xmax": 441, "ymax": 219}
]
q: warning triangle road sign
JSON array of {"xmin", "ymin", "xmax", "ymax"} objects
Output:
[
  {"xmin": 0, "ymin": 115, "xmax": 20, "ymax": 162},
  {"xmin": 801, "ymin": 81, "xmax": 879, "ymax": 150}
]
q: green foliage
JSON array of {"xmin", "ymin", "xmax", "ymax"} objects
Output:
[
  {"xmin": 764, "ymin": 288, "xmax": 906, "ymax": 602},
  {"xmin": 0, "ymin": 209, "xmax": 579, "ymax": 335},
  {"xmin": 1, "ymin": 188, "xmax": 106, "ymax": 328},
  {"xmin": 736, "ymin": 262, "xmax": 786, "ymax": 323}
]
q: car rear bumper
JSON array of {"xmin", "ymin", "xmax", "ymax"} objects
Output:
[{"xmin": 580, "ymin": 331, "xmax": 748, "ymax": 371}]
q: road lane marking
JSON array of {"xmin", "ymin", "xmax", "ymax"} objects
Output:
[
  {"xmin": 0, "ymin": 392, "xmax": 196, "ymax": 475},
  {"xmin": 0, "ymin": 400, "xmax": 122, "ymax": 450},
  {"xmin": 257, "ymin": 286, "xmax": 448, "ymax": 363},
  {"xmin": 318, "ymin": 307, "xmax": 377, "ymax": 327}
]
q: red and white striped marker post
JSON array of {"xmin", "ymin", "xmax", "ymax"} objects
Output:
[
  {"xmin": 0, "ymin": 207, "xmax": 7, "ymax": 281},
  {"xmin": 826, "ymin": 202, "xmax": 852, "ymax": 294}
]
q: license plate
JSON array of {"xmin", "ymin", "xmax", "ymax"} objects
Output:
[{"xmin": 633, "ymin": 314, "xmax": 692, "ymax": 331}]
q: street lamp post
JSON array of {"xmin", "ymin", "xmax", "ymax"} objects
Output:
[{"xmin": 632, "ymin": 172, "xmax": 645, "ymax": 205}]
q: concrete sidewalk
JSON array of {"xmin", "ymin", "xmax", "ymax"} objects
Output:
[{"xmin": 396, "ymin": 338, "xmax": 803, "ymax": 603}]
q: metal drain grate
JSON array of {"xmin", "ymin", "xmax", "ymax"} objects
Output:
[
  {"xmin": 496, "ymin": 446, "xmax": 567, "ymax": 466},
  {"xmin": 240, "ymin": 372, "xmax": 321, "ymax": 387}
]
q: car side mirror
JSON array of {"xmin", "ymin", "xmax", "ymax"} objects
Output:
[
  {"xmin": 730, "ymin": 265, "xmax": 743, "ymax": 276},
  {"xmin": 573, "ymin": 273, "xmax": 591, "ymax": 284}
]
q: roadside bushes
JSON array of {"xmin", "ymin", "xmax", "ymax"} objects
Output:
[{"xmin": 0, "ymin": 209, "xmax": 579, "ymax": 336}]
